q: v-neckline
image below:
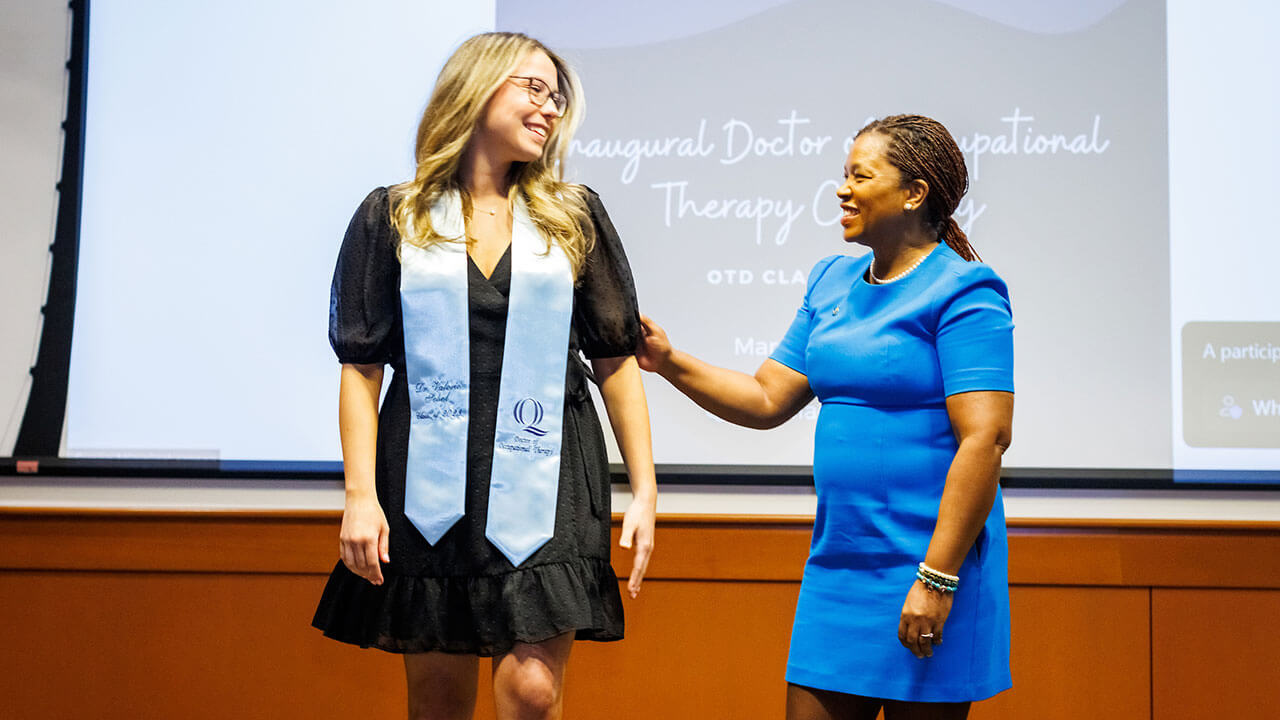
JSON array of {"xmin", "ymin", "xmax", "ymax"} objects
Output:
[{"xmin": 468, "ymin": 243, "xmax": 512, "ymax": 283}]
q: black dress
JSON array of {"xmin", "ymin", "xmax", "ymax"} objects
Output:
[{"xmin": 312, "ymin": 186, "xmax": 640, "ymax": 656}]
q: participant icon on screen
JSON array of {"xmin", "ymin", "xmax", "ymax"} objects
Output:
[{"xmin": 1219, "ymin": 396, "xmax": 1243, "ymax": 420}]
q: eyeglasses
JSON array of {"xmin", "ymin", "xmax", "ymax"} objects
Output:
[{"xmin": 508, "ymin": 76, "xmax": 568, "ymax": 117}]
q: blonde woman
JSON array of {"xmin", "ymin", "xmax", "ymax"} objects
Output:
[{"xmin": 312, "ymin": 33, "xmax": 657, "ymax": 720}]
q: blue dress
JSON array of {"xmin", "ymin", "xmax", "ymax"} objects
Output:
[{"xmin": 770, "ymin": 243, "xmax": 1014, "ymax": 702}]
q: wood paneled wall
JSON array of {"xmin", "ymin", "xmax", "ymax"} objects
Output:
[{"xmin": 2, "ymin": 509, "xmax": 1278, "ymax": 719}]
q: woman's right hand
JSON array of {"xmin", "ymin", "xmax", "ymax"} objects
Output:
[
  {"xmin": 339, "ymin": 491, "xmax": 390, "ymax": 585},
  {"xmin": 636, "ymin": 314, "xmax": 673, "ymax": 373}
]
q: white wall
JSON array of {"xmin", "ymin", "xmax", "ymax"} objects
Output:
[{"xmin": 0, "ymin": 0, "xmax": 67, "ymax": 455}]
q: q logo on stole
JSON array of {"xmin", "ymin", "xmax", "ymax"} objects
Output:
[{"xmin": 514, "ymin": 398, "xmax": 548, "ymax": 437}]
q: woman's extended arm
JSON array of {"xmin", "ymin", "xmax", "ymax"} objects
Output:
[
  {"xmin": 591, "ymin": 355, "xmax": 657, "ymax": 598},
  {"xmin": 636, "ymin": 316, "xmax": 813, "ymax": 429},
  {"xmin": 337, "ymin": 362, "xmax": 391, "ymax": 585}
]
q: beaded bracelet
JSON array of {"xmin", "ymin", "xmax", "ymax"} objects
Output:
[
  {"xmin": 916, "ymin": 562, "xmax": 959, "ymax": 594},
  {"xmin": 918, "ymin": 562, "xmax": 959, "ymax": 583},
  {"xmin": 917, "ymin": 566, "xmax": 959, "ymax": 589},
  {"xmin": 916, "ymin": 571, "xmax": 958, "ymax": 593}
]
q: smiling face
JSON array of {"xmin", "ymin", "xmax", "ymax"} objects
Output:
[
  {"xmin": 836, "ymin": 132, "xmax": 919, "ymax": 246},
  {"xmin": 471, "ymin": 49, "xmax": 562, "ymax": 165}
]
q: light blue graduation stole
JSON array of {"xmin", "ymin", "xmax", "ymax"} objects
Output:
[{"xmin": 399, "ymin": 191, "xmax": 573, "ymax": 566}]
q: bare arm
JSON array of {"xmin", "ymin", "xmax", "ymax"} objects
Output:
[
  {"xmin": 926, "ymin": 390, "xmax": 1014, "ymax": 574},
  {"xmin": 636, "ymin": 315, "xmax": 813, "ymax": 429},
  {"xmin": 337, "ymin": 362, "xmax": 390, "ymax": 585},
  {"xmin": 591, "ymin": 355, "xmax": 657, "ymax": 598},
  {"xmin": 899, "ymin": 390, "xmax": 1013, "ymax": 657}
]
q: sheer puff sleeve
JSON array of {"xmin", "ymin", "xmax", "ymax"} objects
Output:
[
  {"xmin": 573, "ymin": 187, "xmax": 642, "ymax": 359},
  {"xmin": 328, "ymin": 187, "xmax": 401, "ymax": 365}
]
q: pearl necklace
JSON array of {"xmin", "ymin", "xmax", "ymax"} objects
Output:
[{"xmin": 868, "ymin": 250, "xmax": 930, "ymax": 284}]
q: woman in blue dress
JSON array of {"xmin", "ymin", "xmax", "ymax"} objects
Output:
[{"xmin": 637, "ymin": 115, "xmax": 1014, "ymax": 719}]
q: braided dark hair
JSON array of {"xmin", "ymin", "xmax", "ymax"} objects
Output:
[{"xmin": 856, "ymin": 115, "xmax": 980, "ymax": 262}]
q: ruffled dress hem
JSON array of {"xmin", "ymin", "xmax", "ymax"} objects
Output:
[{"xmin": 311, "ymin": 556, "xmax": 624, "ymax": 656}]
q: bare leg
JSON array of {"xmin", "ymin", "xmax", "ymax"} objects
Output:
[
  {"xmin": 787, "ymin": 683, "xmax": 884, "ymax": 720},
  {"xmin": 404, "ymin": 652, "xmax": 479, "ymax": 720},
  {"xmin": 491, "ymin": 633, "xmax": 575, "ymax": 720},
  {"xmin": 882, "ymin": 699, "xmax": 970, "ymax": 720}
]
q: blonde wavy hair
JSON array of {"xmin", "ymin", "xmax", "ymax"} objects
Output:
[{"xmin": 389, "ymin": 32, "xmax": 594, "ymax": 278}]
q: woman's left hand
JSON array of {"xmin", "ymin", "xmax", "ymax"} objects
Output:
[
  {"xmin": 898, "ymin": 581, "xmax": 953, "ymax": 658},
  {"xmin": 619, "ymin": 493, "xmax": 656, "ymax": 598}
]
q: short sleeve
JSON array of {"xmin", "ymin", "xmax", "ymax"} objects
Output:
[
  {"xmin": 574, "ymin": 188, "xmax": 642, "ymax": 359},
  {"xmin": 328, "ymin": 187, "xmax": 401, "ymax": 365},
  {"xmin": 769, "ymin": 255, "xmax": 840, "ymax": 375},
  {"xmin": 936, "ymin": 264, "xmax": 1015, "ymax": 396}
]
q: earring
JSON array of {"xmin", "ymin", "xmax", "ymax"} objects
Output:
[{"xmin": 904, "ymin": 204, "xmax": 913, "ymax": 211}]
